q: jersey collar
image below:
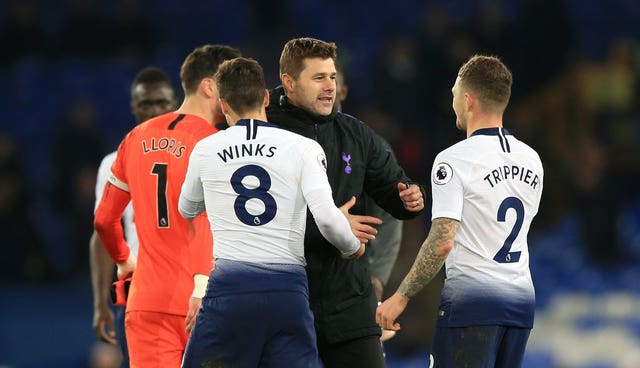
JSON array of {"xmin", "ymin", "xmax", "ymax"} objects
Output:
[
  {"xmin": 470, "ymin": 127, "xmax": 511, "ymax": 137},
  {"xmin": 235, "ymin": 118, "xmax": 279, "ymax": 128}
]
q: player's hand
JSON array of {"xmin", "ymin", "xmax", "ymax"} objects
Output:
[
  {"xmin": 185, "ymin": 296, "xmax": 202, "ymax": 333},
  {"xmin": 376, "ymin": 292, "xmax": 409, "ymax": 331},
  {"xmin": 339, "ymin": 196, "xmax": 383, "ymax": 243},
  {"xmin": 92, "ymin": 303, "xmax": 117, "ymax": 345},
  {"xmin": 381, "ymin": 329, "xmax": 397, "ymax": 342},
  {"xmin": 398, "ymin": 182, "xmax": 424, "ymax": 212},
  {"xmin": 342, "ymin": 243, "xmax": 366, "ymax": 260},
  {"xmin": 116, "ymin": 253, "xmax": 137, "ymax": 280}
]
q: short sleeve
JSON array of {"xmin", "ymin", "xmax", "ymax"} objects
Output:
[
  {"xmin": 95, "ymin": 153, "xmax": 116, "ymax": 211},
  {"xmin": 299, "ymin": 140, "xmax": 332, "ymax": 199},
  {"xmin": 430, "ymin": 152, "xmax": 464, "ymax": 221},
  {"xmin": 109, "ymin": 133, "xmax": 131, "ymax": 192}
]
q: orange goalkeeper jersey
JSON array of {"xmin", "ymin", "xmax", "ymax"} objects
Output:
[{"xmin": 97, "ymin": 112, "xmax": 216, "ymax": 316}]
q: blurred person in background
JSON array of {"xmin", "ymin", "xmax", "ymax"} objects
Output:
[
  {"xmin": 93, "ymin": 44, "xmax": 240, "ymax": 367},
  {"xmin": 90, "ymin": 66, "xmax": 178, "ymax": 367},
  {"xmin": 377, "ymin": 55, "xmax": 543, "ymax": 368},
  {"xmin": 267, "ymin": 37, "xmax": 425, "ymax": 368}
]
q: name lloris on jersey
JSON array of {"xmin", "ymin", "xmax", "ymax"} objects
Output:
[{"xmin": 141, "ymin": 137, "xmax": 187, "ymax": 158}]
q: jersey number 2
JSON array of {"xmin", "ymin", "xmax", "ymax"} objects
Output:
[
  {"xmin": 493, "ymin": 196, "xmax": 524, "ymax": 263},
  {"xmin": 231, "ymin": 165, "xmax": 277, "ymax": 226}
]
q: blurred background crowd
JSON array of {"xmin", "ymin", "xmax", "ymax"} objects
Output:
[{"xmin": 1, "ymin": 0, "xmax": 639, "ymax": 367}]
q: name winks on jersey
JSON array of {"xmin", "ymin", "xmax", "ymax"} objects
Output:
[{"xmin": 217, "ymin": 143, "xmax": 277, "ymax": 162}]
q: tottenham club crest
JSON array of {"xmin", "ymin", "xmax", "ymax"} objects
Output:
[
  {"xmin": 432, "ymin": 162, "xmax": 453, "ymax": 185},
  {"xmin": 317, "ymin": 154, "xmax": 327, "ymax": 171}
]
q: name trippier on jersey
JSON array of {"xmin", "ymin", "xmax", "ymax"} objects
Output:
[
  {"xmin": 141, "ymin": 137, "xmax": 187, "ymax": 158},
  {"xmin": 217, "ymin": 143, "xmax": 277, "ymax": 163},
  {"xmin": 483, "ymin": 165, "xmax": 540, "ymax": 190}
]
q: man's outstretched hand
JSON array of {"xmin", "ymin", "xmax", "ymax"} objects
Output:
[{"xmin": 339, "ymin": 196, "xmax": 382, "ymax": 243}]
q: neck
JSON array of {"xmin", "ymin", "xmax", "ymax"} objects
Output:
[
  {"xmin": 466, "ymin": 113, "xmax": 503, "ymax": 138},
  {"xmin": 228, "ymin": 110, "xmax": 267, "ymax": 126},
  {"xmin": 175, "ymin": 96, "xmax": 221, "ymax": 126}
]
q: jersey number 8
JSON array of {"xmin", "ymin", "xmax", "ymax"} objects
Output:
[{"xmin": 231, "ymin": 164, "xmax": 277, "ymax": 226}]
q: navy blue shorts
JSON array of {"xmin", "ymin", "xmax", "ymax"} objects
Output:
[
  {"xmin": 431, "ymin": 325, "xmax": 530, "ymax": 368},
  {"xmin": 182, "ymin": 260, "xmax": 321, "ymax": 368}
]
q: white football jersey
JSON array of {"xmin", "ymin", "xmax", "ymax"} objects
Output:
[
  {"xmin": 95, "ymin": 151, "xmax": 138, "ymax": 256},
  {"xmin": 431, "ymin": 127, "xmax": 543, "ymax": 328},
  {"xmin": 180, "ymin": 119, "xmax": 358, "ymax": 265}
]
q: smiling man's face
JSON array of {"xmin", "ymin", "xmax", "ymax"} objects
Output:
[{"xmin": 286, "ymin": 57, "xmax": 337, "ymax": 116}]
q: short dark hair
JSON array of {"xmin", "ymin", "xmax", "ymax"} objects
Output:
[
  {"xmin": 180, "ymin": 45, "xmax": 241, "ymax": 95},
  {"xmin": 458, "ymin": 55, "xmax": 512, "ymax": 113},
  {"xmin": 215, "ymin": 57, "xmax": 266, "ymax": 115},
  {"xmin": 131, "ymin": 66, "xmax": 171, "ymax": 89},
  {"xmin": 279, "ymin": 37, "xmax": 337, "ymax": 79}
]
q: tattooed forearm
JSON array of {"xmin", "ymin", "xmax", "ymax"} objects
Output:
[{"xmin": 398, "ymin": 217, "xmax": 458, "ymax": 299}]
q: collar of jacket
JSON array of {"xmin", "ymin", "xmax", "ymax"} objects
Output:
[{"xmin": 270, "ymin": 85, "xmax": 338, "ymax": 125}]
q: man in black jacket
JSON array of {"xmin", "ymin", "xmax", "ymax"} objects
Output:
[{"xmin": 267, "ymin": 37, "xmax": 425, "ymax": 368}]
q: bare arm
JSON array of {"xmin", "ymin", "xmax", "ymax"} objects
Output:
[
  {"xmin": 89, "ymin": 231, "xmax": 117, "ymax": 344},
  {"xmin": 398, "ymin": 217, "xmax": 458, "ymax": 299},
  {"xmin": 376, "ymin": 217, "xmax": 458, "ymax": 331}
]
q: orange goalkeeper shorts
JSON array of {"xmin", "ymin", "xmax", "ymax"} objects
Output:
[{"xmin": 125, "ymin": 310, "xmax": 189, "ymax": 367}]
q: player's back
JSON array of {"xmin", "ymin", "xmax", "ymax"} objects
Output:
[
  {"xmin": 110, "ymin": 112, "xmax": 217, "ymax": 315},
  {"xmin": 432, "ymin": 127, "xmax": 543, "ymax": 328},
  {"xmin": 191, "ymin": 119, "xmax": 326, "ymax": 265}
]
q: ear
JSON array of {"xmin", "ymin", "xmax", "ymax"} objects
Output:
[
  {"xmin": 219, "ymin": 98, "xmax": 230, "ymax": 116},
  {"xmin": 200, "ymin": 78, "xmax": 217, "ymax": 98},
  {"xmin": 281, "ymin": 73, "xmax": 295, "ymax": 93},
  {"xmin": 464, "ymin": 91, "xmax": 475, "ymax": 112},
  {"xmin": 339, "ymin": 84, "xmax": 349, "ymax": 103},
  {"xmin": 263, "ymin": 89, "xmax": 270, "ymax": 108}
]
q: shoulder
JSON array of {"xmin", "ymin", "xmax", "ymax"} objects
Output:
[
  {"xmin": 518, "ymin": 138, "xmax": 542, "ymax": 160},
  {"xmin": 508, "ymin": 135, "xmax": 544, "ymax": 168},
  {"xmin": 333, "ymin": 112, "xmax": 378, "ymax": 141},
  {"xmin": 432, "ymin": 141, "xmax": 473, "ymax": 180},
  {"xmin": 194, "ymin": 128, "xmax": 227, "ymax": 151},
  {"xmin": 275, "ymin": 127, "xmax": 320, "ymax": 149},
  {"xmin": 100, "ymin": 151, "xmax": 118, "ymax": 166},
  {"xmin": 335, "ymin": 111, "xmax": 366, "ymax": 128}
]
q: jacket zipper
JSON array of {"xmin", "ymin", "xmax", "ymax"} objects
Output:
[{"xmin": 314, "ymin": 123, "xmax": 319, "ymax": 141}]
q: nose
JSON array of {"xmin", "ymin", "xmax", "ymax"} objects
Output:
[{"xmin": 324, "ymin": 77, "xmax": 336, "ymax": 91}]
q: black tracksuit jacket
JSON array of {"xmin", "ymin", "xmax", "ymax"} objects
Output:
[{"xmin": 266, "ymin": 86, "xmax": 424, "ymax": 344}]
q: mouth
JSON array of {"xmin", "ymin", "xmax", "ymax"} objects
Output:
[{"xmin": 318, "ymin": 96, "xmax": 334, "ymax": 105}]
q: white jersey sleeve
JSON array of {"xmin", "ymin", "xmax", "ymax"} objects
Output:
[
  {"xmin": 95, "ymin": 152, "xmax": 117, "ymax": 211},
  {"xmin": 94, "ymin": 151, "xmax": 139, "ymax": 256},
  {"xmin": 301, "ymin": 142, "xmax": 360, "ymax": 256},
  {"xmin": 179, "ymin": 141, "xmax": 206, "ymax": 219},
  {"xmin": 430, "ymin": 157, "xmax": 466, "ymax": 222}
]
